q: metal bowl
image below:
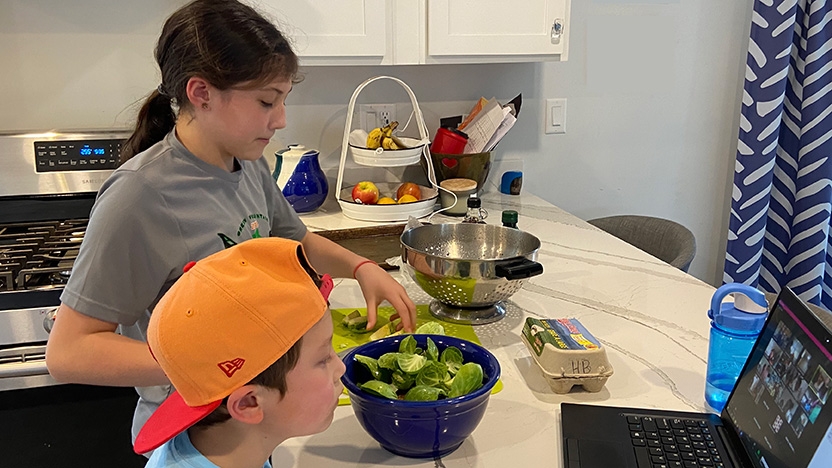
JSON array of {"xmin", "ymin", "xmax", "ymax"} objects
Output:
[{"xmin": 400, "ymin": 223, "xmax": 543, "ymax": 324}]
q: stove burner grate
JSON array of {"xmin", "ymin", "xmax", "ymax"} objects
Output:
[{"xmin": 0, "ymin": 219, "xmax": 88, "ymax": 291}]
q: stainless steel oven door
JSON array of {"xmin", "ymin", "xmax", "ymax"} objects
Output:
[
  {"xmin": 0, "ymin": 312, "xmax": 144, "ymax": 465},
  {"xmin": 0, "ymin": 337, "xmax": 145, "ymax": 466}
]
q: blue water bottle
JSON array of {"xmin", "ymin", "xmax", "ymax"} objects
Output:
[{"xmin": 705, "ymin": 283, "xmax": 768, "ymax": 412}]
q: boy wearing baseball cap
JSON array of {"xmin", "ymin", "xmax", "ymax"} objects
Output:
[{"xmin": 133, "ymin": 237, "xmax": 345, "ymax": 467}]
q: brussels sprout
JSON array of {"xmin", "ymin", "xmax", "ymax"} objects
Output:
[
  {"xmin": 415, "ymin": 361, "xmax": 446, "ymax": 387},
  {"xmin": 377, "ymin": 352, "xmax": 401, "ymax": 371},
  {"xmin": 448, "ymin": 362, "xmax": 484, "ymax": 398},
  {"xmin": 360, "ymin": 380, "xmax": 399, "ymax": 400},
  {"xmin": 354, "ymin": 336, "xmax": 488, "ymax": 401},
  {"xmin": 404, "ymin": 385, "xmax": 445, "ymax": 401},
  {"xmin": 354, "ymin": 354, "xmax": 383, "ymax": 380},
  {"xmin": 391, "ymin": 370, "xmax": 415, "ymax": 391},
  {"xmin": 442, "ymin": 372, "xmax": 454, "ymax": 389},
  {"xmin": 399, "ymin": 335, "xmax": 417, "ymax": 355},
  {"xmin": 426, "ymin": 337, "xmax": 439, "ymax": 362},
  {"xmin": 415, "ymin": 322, "xmax": 446, "ymax": 335},
  {"xmin": 342, "ymin": 310, "xmax": 361, "ymax": 325},
  {"xmin": 369, "ymin": 322, "xmax": 396, "ymax": 341},
  {"xmin": 440, "ymin": 346, "xmax": 464, "ymax": 375},
  {"xmin": 345, "ymin": 315, "xmax": 369, "ymax": 333},
  {"xmin": 397, "ymin": 353, "xmax": 427, "ymax": 374}
]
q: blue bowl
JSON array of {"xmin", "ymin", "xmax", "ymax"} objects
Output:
[{"xmin": 341, "ymin": 334, "xmax": 500, "ymax": 458}]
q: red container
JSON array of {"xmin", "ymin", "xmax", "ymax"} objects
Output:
[{"xmin": 431, "ymin": 127, "xmax": 468, "ymax": 155}]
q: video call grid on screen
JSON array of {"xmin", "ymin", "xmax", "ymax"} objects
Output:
[{"xmin": 727, "ymin": 297, "xmax": 832, "ymax": 468}]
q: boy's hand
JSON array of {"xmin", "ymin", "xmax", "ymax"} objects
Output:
[{"xmin": 354, "ymin": 262, "xmax": 417, "ymax": 332}]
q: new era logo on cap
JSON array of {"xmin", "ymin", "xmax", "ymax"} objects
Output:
[{"xmin": 218, "ymin": 358, "xmax": 245, "ymax": 377}]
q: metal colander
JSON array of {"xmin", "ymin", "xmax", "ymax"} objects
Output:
[{"xmin": 400, "ymin": 223, "xmax": 543, "ymax": 308}]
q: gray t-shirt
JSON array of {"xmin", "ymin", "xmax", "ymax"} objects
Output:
[{"xmin": 60, "ymin": 131, "xmax": 307, "ymax": 441}]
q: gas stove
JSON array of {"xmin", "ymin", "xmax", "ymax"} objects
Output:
[
  {"xmin": 0, "ymin": 130, "xmax": 129, "ymax": 391},
  {"xmin": 0, "ymin": 219, "xmax": 87, "ymax": 292},
  {"xmin": 0, "ymin": 130, "xmax": 154, "ymax": 467}
]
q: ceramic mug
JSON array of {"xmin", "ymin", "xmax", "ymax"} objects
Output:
[{"xmin": 439, "ymin": 178, "xmax": 478, "ymax": 216}]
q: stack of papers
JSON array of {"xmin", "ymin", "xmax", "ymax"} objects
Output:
[{"xmin": 458, "ymin": 94, "xmax": 521, "ymax": 153}]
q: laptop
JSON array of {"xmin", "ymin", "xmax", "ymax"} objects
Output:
[{"xmin": 561, "ymin": 286, "xmax": 832, "ymax": 468}]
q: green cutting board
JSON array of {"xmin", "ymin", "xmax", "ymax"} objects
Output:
[
  {"xmin": 331, "ymin": 304, "xmax": 483, "ymax": 350},
  {"xmin": 332, "ymin": 305, "xmax": 502, "ymax": 405}
]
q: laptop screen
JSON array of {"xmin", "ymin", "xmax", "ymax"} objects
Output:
[{"xmin": 723, "ymin": 288, "xmax": 832, "ymax": 467}]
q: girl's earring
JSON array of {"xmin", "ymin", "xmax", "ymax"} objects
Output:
[{"xmin": 202, "ymin": 103, "xmax": 209, "ymax": 110}]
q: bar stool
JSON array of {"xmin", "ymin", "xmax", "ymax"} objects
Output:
[{"xmin": 587, "ymin": 215, "xmax": 696, "ymax": 272}]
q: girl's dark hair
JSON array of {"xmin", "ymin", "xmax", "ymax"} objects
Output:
[{"xmin": 121, "ymin": 0, "xmax": 299, "ymax": 163}]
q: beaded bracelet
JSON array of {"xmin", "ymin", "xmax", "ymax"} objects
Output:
[{"xmin": 352, "ymin": 259, "xmax": 377, "ymax": 279}]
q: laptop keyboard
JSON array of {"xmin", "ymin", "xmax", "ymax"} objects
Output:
[{"xmin": 626, "ymin": 415, "xmax": 727, "ymax": 468}]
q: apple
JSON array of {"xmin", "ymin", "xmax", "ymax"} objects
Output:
[
  {"xmin": 396, "ymin": 182, "xmax": 422, "ymax": 201},
  {"xmin": 352, "ymin": 181, "xmax": 380, "ymax": 204}
]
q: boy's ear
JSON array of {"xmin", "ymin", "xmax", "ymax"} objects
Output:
[{"xmin": 225, "ymin": 385, "xmax": 265, "ymax": 425}]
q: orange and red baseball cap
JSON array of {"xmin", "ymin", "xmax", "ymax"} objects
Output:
[{"xmin": 133, "ymin": 237, "xmax": 332, "ymax": 454}]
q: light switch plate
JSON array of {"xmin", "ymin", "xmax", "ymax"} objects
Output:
[{"xmin": 545, "ymin": 98, "xmax": 567, "ymax": 134}]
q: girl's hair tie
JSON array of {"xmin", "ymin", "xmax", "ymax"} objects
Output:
[{"xmin": 157, "ymin": 84, "xmax": 171, "ymax": 98}]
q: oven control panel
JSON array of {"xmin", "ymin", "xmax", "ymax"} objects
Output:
[{"xmin": 34, "ymin": 139, "xmax": 124, "ymax": 172}]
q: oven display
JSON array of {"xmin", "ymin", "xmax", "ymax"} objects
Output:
[{"xmin": 34, "ymin": 139, "xmax": 124, "ymax": 172}]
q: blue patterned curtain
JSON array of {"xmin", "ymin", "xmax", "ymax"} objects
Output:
[{"xmin": 725, "ymin": 0, "xmax": 832, "ymax": 309}]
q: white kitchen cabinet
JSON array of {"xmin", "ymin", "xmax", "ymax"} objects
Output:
[
  {"xmin": 264, "ymin": 0, "xmax": 570, "ymax": 66},
  {"xmin": 262, "ymin": 0, "xmax": 387, "ymax": 65}
]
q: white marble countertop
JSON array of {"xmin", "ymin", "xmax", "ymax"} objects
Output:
[{"xmin": 276, "ymin": 192, "xmax": 718, "ymax": 467}]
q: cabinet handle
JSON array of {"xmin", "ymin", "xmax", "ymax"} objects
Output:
[{"xmin": 551, "ymin": 19, "xmax": 564, "ymax": 44}]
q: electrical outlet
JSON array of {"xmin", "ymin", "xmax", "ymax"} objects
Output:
[{"xmin": 359, "ymin": 104, "xmax": 397, "ymax": 130}]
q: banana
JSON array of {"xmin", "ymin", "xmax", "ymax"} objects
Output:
[
  {"xmin": 368, "ymin": 121, "xmax": 408, "ymax": 150},
  {"xmin": 382, "ymin": 137, "xmax": 399, "ymax": 150},
  {"xmin": 366, "ymin": 127, "xmax": 383, "ymax": 149},
  {"xmin": 382, "ymin": 121, "xmax": 399, "ymax": 138},
  {"xmin": 390, "ymin": 134, "xmax": 407, "ymax": 149}
]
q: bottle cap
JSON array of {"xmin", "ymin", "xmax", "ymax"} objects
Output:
[
  {"xmin": 734, "ymin": 293, "xmax": 768, "ymax": 314},
  {"xmin": 467, "ymin": 196, "xmax": 481, "ymax": 208},
  {"xmin": 502, "ymin": 210, "xmax": 518, "ymax": 225},
  {"xmin": 708, "ymin": 284, "xmax": 769, "ymax": 333}
]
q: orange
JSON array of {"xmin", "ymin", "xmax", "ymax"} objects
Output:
[
  {"xmin": 396, "ymin": 182, "xmax": 422, "ymax": 200},
  {"xmin": 398, "ymin": 194, "xmax": 418, "ymax": 204},
  {"xmin": 377, "ymin": 197, "xmax": 396, "ymax": 204}
]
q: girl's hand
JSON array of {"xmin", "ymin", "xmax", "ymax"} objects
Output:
[{"xmin": 353, "ymin": 262, "xmax": 417, "ymax": 332}]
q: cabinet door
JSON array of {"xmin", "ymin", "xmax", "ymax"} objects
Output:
[
  {"xmin": 427, "ymin": 0, "xmax": 569, "ymax": 62},
  {"xmin": 263, "ymin": 0, "xmax": 388, "ymax": 65}
]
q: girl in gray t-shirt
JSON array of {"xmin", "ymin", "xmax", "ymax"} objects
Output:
[{"xmin": 45, "ymin": 0, "xmax": 417, "ymax": 449}]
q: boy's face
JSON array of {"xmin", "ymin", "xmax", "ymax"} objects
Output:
[{"xmin": 268, "ymin": 311, "xmax": 345, "ymax": 438}]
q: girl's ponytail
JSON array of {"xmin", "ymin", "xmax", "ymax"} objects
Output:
[{"xmin": 121, "ymin": 90, "xmax": 176, "ymax": 164}]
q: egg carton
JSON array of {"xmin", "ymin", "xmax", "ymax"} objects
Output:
[{"xmin": 520, "ymin": 317, "xmax": 613, "ymax": 394}]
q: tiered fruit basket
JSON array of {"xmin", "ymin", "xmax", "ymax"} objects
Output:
[{"xmin": 335, "ymin": 76, "xmax": 439, "ymax": 222}]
